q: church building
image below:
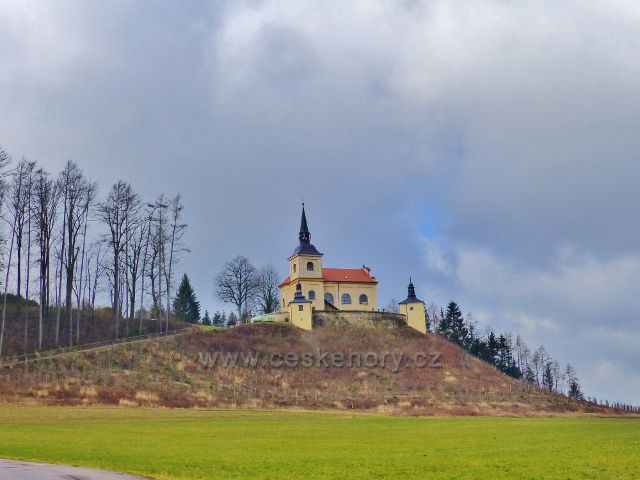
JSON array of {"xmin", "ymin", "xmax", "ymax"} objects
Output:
[{"xmin": 279, "ymin": 204, "xmax": 379, "ymax": 312}]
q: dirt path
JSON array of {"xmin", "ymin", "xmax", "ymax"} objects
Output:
[{"xmin": 0, "ymin": 459, "xmax": 149, "ymax": 480}]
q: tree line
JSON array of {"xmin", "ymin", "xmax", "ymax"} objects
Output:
[
  {"xmin": 0, "ymin": 146, "xmax": 188, "ymax": 357},
  {"xmin": 428, "ymin": 300, "xmax": 640, "ymax": 411},
  {"xmin": 429, "ymin": 300, "xmax": 584, "ymax": 398}
]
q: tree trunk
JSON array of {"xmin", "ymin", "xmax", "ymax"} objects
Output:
[
  {"xmin": 24, "ymin": 173, "xmax": 33, "ymax": 355},
  {"xmin": 56, "ymin": 188, "xmax": 68, "ymax": 346},
  {"xmin": 76, "ymin": 204, "xmax": 89, "ymax": 345},
  {"xmin": 0, "ymin": 220, "xmax": 18, "ymax": 358}
]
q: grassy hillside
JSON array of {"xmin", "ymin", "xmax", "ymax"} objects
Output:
[
  {"xmin": 0, "ymin": 407, "xmax": 638, "ymax": 480},
  {"xmin": 0, "ymin": 323, "xmax": 617, "ymax": 415},
  {"xmin": 0, "ymin": 304, "xmax": 185, "ymax": 358}
]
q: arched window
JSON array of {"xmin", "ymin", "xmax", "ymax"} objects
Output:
[
  {"xmin": 325, "ymin": 293, "xmax": 334, "ymax": 304},
  {"xmin": 342, "ymin": 294, "xmax": 351, "ymax": 305},
  {"xmin": 293, "ymin": 264, "xmax": 297, "ymax": 273},
  {"xmin": 306, "ymin": 261, "xmax": 314, "ymax": 271},
  {"xmin": 308, "ymin": 290, "xmax": 316, "ymax": 300},
  {"xmin": 359, "ymin": 294, "xmax": 368, "ymax": 305}
]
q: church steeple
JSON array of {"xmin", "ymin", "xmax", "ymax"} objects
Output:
[
  {"xmin": 291, "ymin": 203, "xmax": 322, "ymax": 257},
  {"xmin": 299, "ymin": 203, "xmax": 310, "ymax": 243},
  {"xmin": 399, "ymin": 277, "xmax": 422, "ymax": 304},
  {"xmin": 407, "ymin": 278, "xmax": 416, "ymax": 299}
]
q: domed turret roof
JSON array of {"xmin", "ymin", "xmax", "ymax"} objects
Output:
[{"xmin": 291, "ymin": 203, "xmax": 322, "ymax": 257}]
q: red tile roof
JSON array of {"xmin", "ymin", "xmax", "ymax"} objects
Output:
[
  {"xmin": 279, "ymin": 268, "xmax": 377, "ymax": 287},
  {"xmin": 322, "ymin": 268, "xmax": 377, "ymax": 283}
]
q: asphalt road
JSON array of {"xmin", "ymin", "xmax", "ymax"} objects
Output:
[{"xmin": 0, "ymin": 459, "xmax": 149, "ymax": 480}]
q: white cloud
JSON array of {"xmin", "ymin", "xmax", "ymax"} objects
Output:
[
  {"xmin": 422, "ymin": 238, "xmax": 640, "ymax": 402},
  {"xmin": 1, "ymin": 0, "xmax": 639, "ymax": 403},
  {"xmin": 0, "ymin": 1, "xmax": 88, "ymax": 89}
]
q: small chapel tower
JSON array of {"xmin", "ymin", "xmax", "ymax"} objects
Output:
[
  {"xmin": 288, "ymin": 282, "xmax": 313, "ymax": 330},
  {"xmin": 399, "ymin": 279, "xmax": 427, "ymax": 334}
]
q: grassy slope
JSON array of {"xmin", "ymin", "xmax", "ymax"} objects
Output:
[
  {"xmin": 0, "ymin": 407, "xmax": 638, "ymax": 480},
  {"xmin": 0, "ymin": 323, "xmax": 612, "ymax": 415}
]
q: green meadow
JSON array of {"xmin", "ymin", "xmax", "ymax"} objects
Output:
[{"xmin": 0, "ymin": 407, "xmax": 638, "ymax": 480}]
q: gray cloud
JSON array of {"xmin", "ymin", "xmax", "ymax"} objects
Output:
[{"xmin": 1, "ymin": 0, "xmax": 639, "ymax": 403}]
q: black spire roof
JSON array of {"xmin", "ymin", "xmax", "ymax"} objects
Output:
[
  {"xmin": 292, "ymin": 203, "xmax": 322, "ymax": 257},
  {"xmin": 399, "ymin": 278, "xmax": 424, "ymax": 304},
  {"xmin": 299, "ymin": 204, "xmax": 310, "ymax": 241},
  {"xmin": 289, "ymin": 282, "xmax": 311, "ymax": 304}
]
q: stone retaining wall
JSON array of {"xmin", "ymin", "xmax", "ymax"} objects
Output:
[{"xmin": 312, "ymin": 310, "xmax": 407, "ymax": 330}]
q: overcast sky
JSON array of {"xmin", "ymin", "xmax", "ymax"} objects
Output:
[{"xmin": 1, "ymin": 0, "xmax": 639, "ymax": 404}]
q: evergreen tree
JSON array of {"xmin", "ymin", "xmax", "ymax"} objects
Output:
[
  {"xmin": 443, "ymin": 301, "xmax": 469, "ymax": 347},
  {"xmin": 565, "ymin": 364, "xmax": 583, "ymax": 400},
  {"xmin": 465, "ymin": 313, "xmax": 477, "ymax": 351},
  {"xmin": 437, "ymin": 307, "xmax": 448, "ymax": 336},
  {"xmin": 212, "ymin": 311, "xmax": 223, "ymax": 327},
  {"xmin": 542, "ymin": 362, "xmax": 554, "ymax": 391},
  {"xmin": 201, "ymin": 310, "xmax": 212, "ymax": 326},
  {"xmin": 173, "ymin": 273, "xmax": 201, "ymax": 324},
  {"xmin": 568, "ymin": 380, "xmax": 584, "ymax": 400},
  {"xmin": 524, "ymin": 364, "xmax": 536, "ymax": 384},
  {"xmin": 226, "ymin": 311, "xmax": 238, "ymax": 327},
  {"xmin": 496, "ymin": 334, "xmax": 509, "ymax": 370},
  {"xmin": 486, "ymin": 331, "xmax": 499, "ymax": 365}
]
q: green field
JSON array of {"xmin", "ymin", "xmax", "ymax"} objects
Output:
[{"xmin": 0, "ymin": 407, "xmax": 638, "ymax": 479}]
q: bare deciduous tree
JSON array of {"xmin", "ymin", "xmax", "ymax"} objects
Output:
[
  {"xmin": 33, "ymin": 168, "xmax": 59, "ymax": 350},
  {"xmin": 74, "ymin": 181, "xmax": 95, "ymax": 345},
  {"xmin": 138, "ymin": 204, "xmax": 156, "ymax": 332},
  {"xmin": 57, "ymin": 161, "xmax": 95, "ymax": 346},
  {"xmin": 0, "ymin": 148, "xmax": 13, "ymax": 357},
  {"xmin": 385, "ymin": 298, "xmax": 400, "ymax": 313},
  {"xmin": 163, "ymin": 194, "xmax": 187, "ymax": 332},
  {"xmin": 215, "ymin": 255, "xmax": 259, "ymax": 324},
  {"xmin": 9, "ymin": 160, "xmax": 35, "ymax": 310},
  {"xmin": 97, "ymin": 181, "xmax": 139, "ymax": 338},
  {"xmin": 125, "ymin": 209, "xmax": 146, "ymax": 322},
  {"xmin": 256, "ymin": 264, "xmax": 281, "ymax": 314},
  {"xmin": 426, "ymin": 302, "xmax": 440, "ymax": 332}
]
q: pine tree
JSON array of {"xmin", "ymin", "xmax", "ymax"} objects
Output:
[
  {"xmin": 565, "ymin": 364, "xmax": 584, "ymax": 400},
  {"xmin": 568, "ymin": 380, "xmax": 584, "ymax": 400},
  {"xmin": 542, "ymin": 362, "xmax": 554, "ymax": 391},
  {"xmin": 437, "ymin": 307, "xmax": 448, "ymax": 336},
  {"xmin": 442, "ymin": 301, "xmax": 468, "ymax": 347},
  {"xmin": 486, "ymin": 331, "xmax": 499, "ymax": 366},
  {"xmin": 173, "ymin": 273, "xmax": 201, "ymax": 324},
  {"xmin": 201, "ymin": 310, "xmax": 212, "ymax": 326}
]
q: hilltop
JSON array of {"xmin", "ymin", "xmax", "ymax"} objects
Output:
[{"xmin": 0, "ymin": 323, "xmax": 617, "ymax": 416}]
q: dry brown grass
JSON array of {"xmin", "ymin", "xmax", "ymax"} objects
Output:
[{"xmin": 0, "ymin": 323, "xmax": 625, "ymax": 416}]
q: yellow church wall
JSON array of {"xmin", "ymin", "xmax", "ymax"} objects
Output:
[
  {"xmin": 323, "ymin": 282, "xmax": 378, "ymax": 311},
  {"xmin": 289, "ymin": 255, "xmax": 323, "ymax": 282},
  {"xmin": 280, "ymin": 280, "xmax": 378, "ymax": 312},
  {"xmin": 279, "ymin": 279, "xmax": 325, "ymax": 311},
  {"xmin": 400, "ymin": 302, "xmax": 427, "ymax": 334},
  {"xmin": 289, "ymin": 301, "xmax": 312, "ymax": 330}
]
